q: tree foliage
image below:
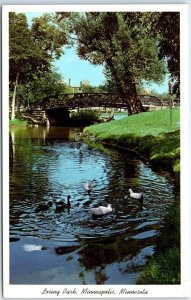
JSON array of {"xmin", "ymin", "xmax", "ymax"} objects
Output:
[
  {"xmin": 79, "ymin": 83, "xmax": 104, "ymax": 93},
  {"xmin": 61, "ymin": 12, "xmax": 166, "ymax": 115},
  {"xmin": 9, "ymin": 12, "xmax": 70, "ymax": 119},
  {"xmin": 140, "ymin": 12, "xmax": 180, "ymax": 95},
  {"xmin": 151, "ymin": 12, "xmax": 180, "ymax": 95},
  {"xmin": 17, "ymin": 71, "xmax": 67, "ymax": 107},
  {"xmin": 9, "ymin": 11, "xmax": 180, "ymax": 119},
  {"xmin": 9, "ymin": 13, "xmax": 49, "ymax": 86},
  {"xmin": 31, "ymin": 14, "xmax": 69, "ymax": 60}
]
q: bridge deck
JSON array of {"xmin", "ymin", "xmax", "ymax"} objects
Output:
[{"xmin": 40, "ymin": 93, "xmax": 164, "ymax": 110}]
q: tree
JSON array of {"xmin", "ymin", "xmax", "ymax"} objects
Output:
[
  {"xmin": 151, "ymin": 12, "xmax": 180, "ymax": 96},
  {"xmin": 23, "ymin": 71, "xmax": 67, "ymax": 106},
  {"xmin": 31, "ymin": 14, "xmax": 69, "ymax": 60},
  {"xmin": 9, "ymin": 12, "xmax": 70, "ymax": 119},
  {"xmin": 63, "ymin": 12, "xmax": 166, "ymax": 115},
  {"xmin": 80, "ymin": 83, "xmax": 97, "ymax": 93},
  {"xmin": 9, "ymin": 13, "xmax": 49, "ymax": 119}
]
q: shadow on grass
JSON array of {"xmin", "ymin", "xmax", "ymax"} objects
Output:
[{"xmin": 109, "ymin": 129, "xmax": 180, "ymax": 177}]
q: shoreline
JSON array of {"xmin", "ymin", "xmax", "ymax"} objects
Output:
[
  {"xmin": 9, "ymin": 109, "xmax": 180, "ymax": 284},
  {"xmin": 83, "ymin": 108, "xmax": 180, "ymax": 284}
]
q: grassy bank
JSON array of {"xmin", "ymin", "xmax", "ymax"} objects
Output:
[
  {"xmin": 9, "ymin": 118, "xmax": 28, "ymax": 127},
  {"xmin": 84, "ymin": 108, "xmax": 180, "ymax": 181},
  {"xmin": 84, "ymin": 108, "xmax": 180, "ymax": 284},
  {"xmin": 137, "ymin": 203, "xmax": 180, "ymax": 284}
]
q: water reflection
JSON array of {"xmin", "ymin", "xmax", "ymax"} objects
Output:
[{"xmin": 9, "ymin": 126, "xmax": 175, "ymax": 284}]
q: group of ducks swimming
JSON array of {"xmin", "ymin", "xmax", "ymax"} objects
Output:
[
  {"xmin": 35, "ymin": 181, "xmax": 144, "ymax": 217},
  {"xmin": 35, "ymin": 195, "xmax": 71, "ymax": 213}
]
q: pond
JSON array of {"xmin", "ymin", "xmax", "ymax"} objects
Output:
[
  {"xmin": 100, "ymin": 111, "xmax": 127, "ymax": 121},
  {"xmin": 9, "ymin": 125, "xmax": 175, "ymax": 285}
]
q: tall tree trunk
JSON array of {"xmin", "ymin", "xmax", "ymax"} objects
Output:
[
  {"xmin": 9, "ymin": 133, "xmax": 14, "ymax": 172},
  {"xmin": 11, "ymin": 72, "xmax": 19, "ymax": 121},
  {"xmin": 125, "ymin": 74, "xmax": 145, "ymax": 115},
  {"xmin": 106, "ymin": 58, "xmax": 144, "ymax": 115}
]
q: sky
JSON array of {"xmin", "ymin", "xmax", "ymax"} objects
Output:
[
  {"xmin": 53, "ymin": 46, "xmax": 106, "ymax": 87},
  {"xmin": 25, "ymin": 12, "xmax": 169, "ymax": 93},
  {"xmin": 26, "ymin": 12, "xmax": 106, "ymax": 87}
]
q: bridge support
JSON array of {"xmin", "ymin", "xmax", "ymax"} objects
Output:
[{"xmin": 46, "ymin": 108, "xmax": 70, "ymax": 126}]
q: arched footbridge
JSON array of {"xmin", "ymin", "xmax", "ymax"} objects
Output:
[
  {"xmin": 23, "ymin": 93, "xmax": 170, "ymax": 126},
  {"xmin": 40, "ymin": 93, "xmax": 164, "ymax": 110}
]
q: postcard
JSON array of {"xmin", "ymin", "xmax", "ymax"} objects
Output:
[{"xmin": 2, "ymin": 3, "xmax": 190, "ymax": 299}]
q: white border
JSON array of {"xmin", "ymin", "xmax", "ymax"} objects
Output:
[
  {"xmin": 1, "ymin": 3, "xmax": 188, "ymax": 12},
  {"xmin": 2, "ymin": 4, "xmax": 190, "ymax": 299}
]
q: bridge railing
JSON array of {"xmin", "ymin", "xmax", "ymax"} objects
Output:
[
  {"xmin": 41, "ymin": 93, "xmax": 125, "ymax": 109},
  {"xmin": 138, "ymin": 95, "xmax": 164, "ymax": 106},
  {"xmin": 39, "ymin": 93, "xmax": 166, "ymax": 110}
]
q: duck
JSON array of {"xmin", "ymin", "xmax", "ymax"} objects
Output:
[
  {"xmin": 84, "ymin": 181, "xmax": 93, "ymax": 195},
  {"xmin": 128, "ymin": 189, "xmax": 143, "ymax": 200},
  {"xmin": 23, "ymin": 244, "xmax": 48, "ymax": 252},
  {"xmin": 91, "ymin": 204, "xmax": 112, "ymax": 216},
  {"xmin": 35, "ymin": 200, "xmax": 53, "ymax": 213},
  {"xmin": 55, "ymin": 195, "xmax": 71, "ymax": 212}
]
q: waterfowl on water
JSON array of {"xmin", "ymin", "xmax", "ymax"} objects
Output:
[
  {"xmin": 35, "ymin": 201, "xmax": 53, "ymax": 213},
  {"xmin": 84, "ymin": 181, "xmax": 93, "ymax": 195},
  {"xmin": 55, "ymin": 195, "xmax": 71, "ymax": 212},
  {"xmin": 128, "ymin": 189, "xmax": 143, "ymax": 200},
  {"xmin": 23, "ymin": 244, "xmax": 48, "ymax": 252},
  {"xmin": 91, "ymin": 204, "xmax": 112, "ymax": 216}
]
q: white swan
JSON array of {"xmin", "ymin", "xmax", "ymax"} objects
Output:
[
  {"xmin": 91, "ymin": 204, "xmax": 112, "ymax": 216},
  {"xmin": 128, "ymin": 189, "xmax": 143, "ymax": 200},
  {"xmin": 23, "ymin": 244, "xmax": 46, "ymax": 252},
  {"xmin": 84, "ymin": 181, "xmax": 93, "ymax": 195}
]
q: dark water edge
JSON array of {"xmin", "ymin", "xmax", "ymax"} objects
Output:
[{"xmin": 10, "ymin": 235, "xmax": 155, "ymax": 285}]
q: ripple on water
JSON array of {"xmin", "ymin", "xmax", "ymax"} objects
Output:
[
  {"xmin": 10, "ymin": 137, "xmax": 175, "ymax": 245},
  {"xmin": 132, "ymin": 229, "xmax": 159, "ymax": 240}
]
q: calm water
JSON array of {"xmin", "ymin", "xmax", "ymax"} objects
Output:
[{"xmin": 9, "ymin": 125, "xmax": 175, "ymax": 284}]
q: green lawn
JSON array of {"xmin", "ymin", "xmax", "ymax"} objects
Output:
[
  {"xmin": 84, "ymin": 108, "xmax": 180, "ymax": 176},
  {"xmin": 85, "ymin": 108, "xmax": 179, "ymax": 138}
]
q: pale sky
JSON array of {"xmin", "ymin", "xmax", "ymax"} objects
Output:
[
  {"xmin": 53, "ymin": 46, "xmax": 106, "ymax": 87},
  {"xmin": 26, "ymin": 12, "xmax": 168, "ymax": 93}
]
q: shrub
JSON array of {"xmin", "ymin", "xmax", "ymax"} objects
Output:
[
  {"xmin": 9, "ymin": 118, "xmax": 28, "ymax": 127},
  {"xmin": 70, "ymin": 109, "xmax": 100, "ymax": 123}
]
